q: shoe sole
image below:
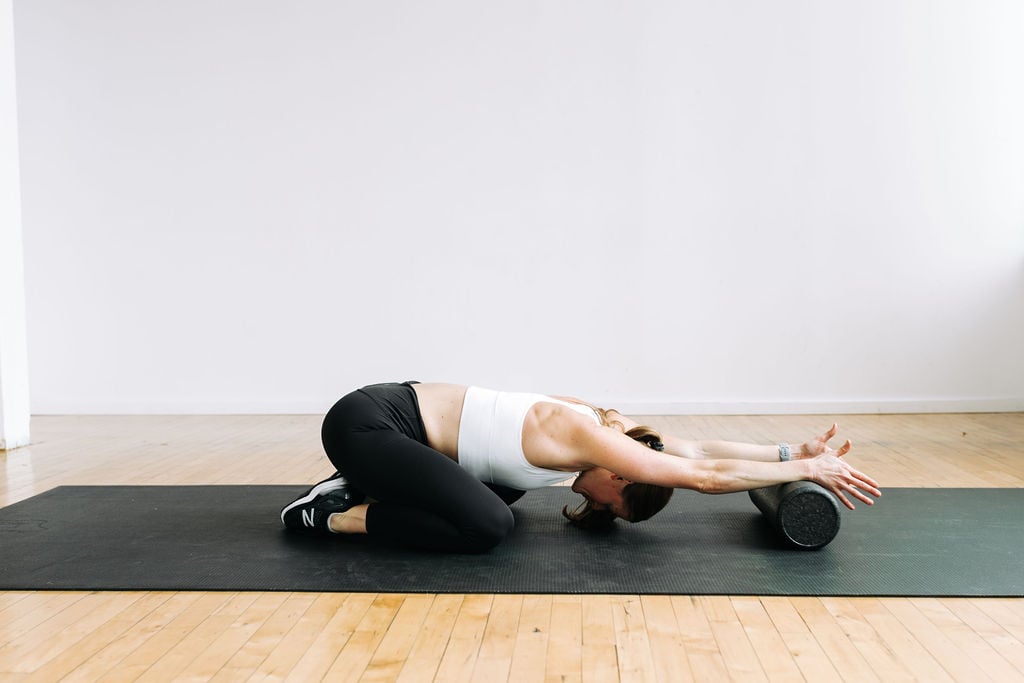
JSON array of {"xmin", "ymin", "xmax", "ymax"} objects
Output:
[{"xmin": 280, "ymin": 476, "xmax": 348, "ymax": 525}]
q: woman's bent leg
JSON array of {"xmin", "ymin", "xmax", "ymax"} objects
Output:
[{"xmin": 332, "ymin": 430, "xmax": 514, "ymax": 553}]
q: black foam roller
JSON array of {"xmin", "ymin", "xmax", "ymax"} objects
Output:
[{"xmin": 748, "ymin": 481, "xmax": 842, "ymax": 549}]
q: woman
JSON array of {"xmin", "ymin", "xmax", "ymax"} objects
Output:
[{"xmin": 281, "ymin": 381, "xmax": 881, "ymax": 553}]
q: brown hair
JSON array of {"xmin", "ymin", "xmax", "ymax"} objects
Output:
[{"xmin": 561, "ymin": 408, "xmax": 675, "ymax": 530}]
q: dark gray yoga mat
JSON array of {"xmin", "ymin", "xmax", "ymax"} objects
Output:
[{"xmin": 0, "ymin": 485, "xmax": 1021, "ymax": 596}]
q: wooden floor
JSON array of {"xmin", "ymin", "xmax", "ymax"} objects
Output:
[{"xmin": 1, "ymin": 412, "xmax": 1023, "ymax": 681}]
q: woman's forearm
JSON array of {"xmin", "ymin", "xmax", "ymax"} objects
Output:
[
  {"xmin": 700, "ymin": 440, "xmax": 790, "ymax": 461},
  {"xmin": 694, "ymin": 458, "xmax": 813, "ymax": 494},
  {"xmin": 662, "ymin": 435, "xmax": 788, "ymax": 462}
]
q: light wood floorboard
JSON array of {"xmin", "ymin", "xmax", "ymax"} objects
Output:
[{"xmin": 1, "ymin": 412, "xmax": 1023, "ymax": 681}]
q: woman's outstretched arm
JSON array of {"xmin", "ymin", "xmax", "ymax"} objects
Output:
[
  {"xmin": 607, "ymin": 410, "xmax": 848, "ymax": 463},
  {"xmin": 572, "ymin": 420, "xmax": 881, "ymax": 510},
  {"xmin": 663, "ymin": 427, "xmax": 849, "ymax": 462}
]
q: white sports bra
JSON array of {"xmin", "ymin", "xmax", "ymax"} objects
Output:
[{"xmin": 456, "ymin": 386, "xmax": 602, "ymax": 490}]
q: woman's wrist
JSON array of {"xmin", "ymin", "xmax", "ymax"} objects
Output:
[
  {"xmin": 794, "ymin": 458, "xmax": 815, "ymax": 482},
  {"xmin": 787, "ymin": 441, "xmax": 813, "ymax": 460}
]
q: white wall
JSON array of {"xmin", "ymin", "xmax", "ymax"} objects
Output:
[{"xmin": 14, "ymin": 1, "xmax": 1024, "ymax": 415}]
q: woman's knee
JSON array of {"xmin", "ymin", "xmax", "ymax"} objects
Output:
[{"xmin": 463, "ymin": 503, "xmax": 515, "ymax": 552}]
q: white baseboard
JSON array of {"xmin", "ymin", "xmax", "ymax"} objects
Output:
[
  {"xmin": 30, "ymin": 396, "xmax": 1024, "ymax": 416},
  {"xmin": 614, "ymin": 398, "xmax": 1024, "ymax": 415},
  {"xmin": 0, "ymin": 432, "xmax": 31, "ymax": 449}
]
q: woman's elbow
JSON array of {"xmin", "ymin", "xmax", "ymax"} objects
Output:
[{"xmin": 692, "ymin": 464, "xmax": 729, "ymax": 494}]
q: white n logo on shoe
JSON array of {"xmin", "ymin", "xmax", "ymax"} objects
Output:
[{"xmin": 302, "ymin": 509, "xmax": 316, "ymax": 527}]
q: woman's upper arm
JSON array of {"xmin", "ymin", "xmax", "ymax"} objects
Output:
[
  {"xmin": 572, "ymin": 421, "xmax": 708, "ymax": 490},
  {"xmin": 597, "ymin": 408, "xmax": 702, "ymax": 459},
  {"xmin": 607, "ymin": 411, "xmax": 702, "ymax": 460},
  {"xmin": 661, "ymin": 434, "xmax": 704, "ymax": 459}
]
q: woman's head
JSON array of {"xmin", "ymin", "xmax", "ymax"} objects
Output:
[{"xmin": 563, "ymin": 424, "xmax": 674, "ymax": 530}]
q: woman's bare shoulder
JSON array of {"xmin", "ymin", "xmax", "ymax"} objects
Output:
[
  {"xmin": 522, "ymin": 401, "xmax": 608, "ymax": 470},
  {"xmin": 549, "ymin": 396, "xmax": 641, "ymax": 432}
]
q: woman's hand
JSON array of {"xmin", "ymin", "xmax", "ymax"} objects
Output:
[
  {"xmin": 798, "ymin": 423, "xmax": 850, "ymax": 459},
  {"xmin": 807, "ymin": 452, "xmax": 882, "ymax": 510}
]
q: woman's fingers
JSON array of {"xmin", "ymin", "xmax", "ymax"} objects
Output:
[
  {"xmin": 833, "ymin": 470, "xmax": 882, "ymax": 508},
  {"xmin": 831, "ymin": 482, "xmax": 874, "ymax": 509},
  {"xmin": 849, "ymin": 466, "xmax": 881, "ymax": 491},
  {"xmin": 836, "ymin": 439, "xmax": 852, "ymax": 457},
  {"xmin": 846, "ymin": 484, "xmax": 877, "ymax": 505},
  {"xmin": 835, "ymin": 489, "xmax": 855, "ymax": 510},
  {"xmin": 821, "ymin": 423, "xmax": 839, "ymax": 444},
  {"xmin": 811, "ymin": 424, "xmax": 841, "ymax": 456}
]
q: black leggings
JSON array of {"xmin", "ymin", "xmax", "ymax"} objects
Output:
[{"xmin": 320, "ymin": 382, "xmax": 523, "ymax": 553}]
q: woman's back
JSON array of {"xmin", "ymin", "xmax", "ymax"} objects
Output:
[
  {"xmin": 412, "ymin": 383, "xmax": 598, "ymax": 474},
  {"xmin": 410, "ymin": 383, "xmax": 468, "ymax": 459}
]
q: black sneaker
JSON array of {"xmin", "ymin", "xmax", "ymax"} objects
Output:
[{"xmin": 280, "ymin": 473, "xmax": 365, "ymax": 534}]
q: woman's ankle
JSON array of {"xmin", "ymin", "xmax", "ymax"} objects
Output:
[{"xmin": 328, "ymin": 504, "xmax": 369, "ymax": 534}]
